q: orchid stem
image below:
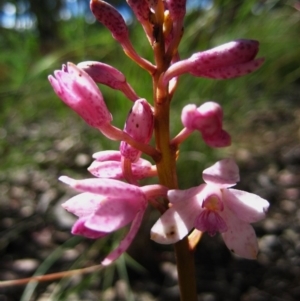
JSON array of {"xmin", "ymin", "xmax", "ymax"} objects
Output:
[{"xmin": 152, "ymin": 4, "xmax": 198, "ymax": 299}]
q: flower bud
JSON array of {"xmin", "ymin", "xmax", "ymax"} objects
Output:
[
  {"xmin": 181, "ymin": 102, "xmax": 231, "ymax": 147},
  {"xmin": 127, "ymin": 0, "xmax": 151, "ymax": 23},
  {"xmin": 192, "ymin": 58, "xmax": 264, "ymax": 79},
  {"xmin": 77, "ymin": 61, "xmax": 139, "ymax": 101},
  {"xmin": 90, "ymin": 0, "xmax": 128, "ymax": 43},
  {"xmin": 120, "ymin": 99, "xmax": 154, "ymax": 161},
  {"xmin": 189, "ymin": 39, "xmax": 260, "ymax": 70},
  {"xmin": 162, "ymin": 39, "xmax": 263, "ymax": 85},
  {"xmin": 48, "ymin": 63, "xmax": 112, "ymax": 128}
]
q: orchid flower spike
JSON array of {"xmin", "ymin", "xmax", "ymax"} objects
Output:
[
  {"xmin": 60, "ymin": 176, "xmax": 167, "ymax": 265},
  {"xmin": 120, "ymin": 99, "xmax": 154, "ymax": 162},
  {"xmin": 77, "ymin": 61, "xmax": 139, "ymax": 101},
  {"xmin": 151, "ymin": 158, "xmax": 270, "ymax": 259},
  {"xmin": 161, "ymin": 39, "xmax": 264, "ymax": 86},
  {"xmin": 48, "ymin": 62, "xmax": 112, "ymax": 128},
  {"xmin": 181, "ymin": 102, "xmax": 231, "ymax": 147}
]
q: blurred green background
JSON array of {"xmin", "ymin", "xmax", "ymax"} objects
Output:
[{"xmin": 1, "ymin": 0, "xmax": 300, "ymax": 300}]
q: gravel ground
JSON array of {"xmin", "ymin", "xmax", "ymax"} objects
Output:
[{"xmin": 1, "ymin": 103, "xmax": 300, "ymax": 301}]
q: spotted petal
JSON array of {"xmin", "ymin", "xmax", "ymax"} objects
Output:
[
  {"xmin": 62, "ymin": 192, "xmax": 102, "ymax": 217},
  {"xmin": 59, "ymin": 176, "xmax": 146, "ymax": 201},
  {"xmin": 88, "ymin": 160, "xmax": 156, "ymax": 180}
]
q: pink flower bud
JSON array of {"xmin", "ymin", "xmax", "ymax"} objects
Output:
[
  {"xmin": 127, "ymin": 0, "xmax": 151, "ymax": 23},
  {"xmin": 162, "ymin": 39, "xmax": 263, "ymax": 85},
  {"xmin": 192, "ymin": 58, "xmax": 265, "ymax": 79},
  {"xmin": 181, "ymin": 102, "xmax": 231, "ymax": 147},
  {"xmin": 126, "ymin": 0, "xmax": 154, "ymax": 44},
  {"xmin": 120, "ymin": 99, "xmax": 154, "ymax": 161},
  {"xmin": 48, "ymin": 62, "xmax": 112, "ymax": 128},
  {"xmin": 190, "ymin": 39, "xmax": 260, "ymax": 70},
  {"xmin": 77, "ymin": 61, "xmax": 139, "ymax": 101},
  {"xmin": 90, "ymin": 0, "xmax": 128, "ymax": 43},
  {"xmin": 90, "ymin": 0, "xmax": 155, "ymax": 73}
]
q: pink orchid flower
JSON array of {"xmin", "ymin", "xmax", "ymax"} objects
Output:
[
  {"xmin": 60, "ymin": 176, "xmax": 167, "ymax": 265},
  {"xmin": 48, "ymin": 62, "xmax": 112, "ymax": 128},
  {"xmin": 151, "ymin": 158, "xmax": 269, "ymax": 259}
]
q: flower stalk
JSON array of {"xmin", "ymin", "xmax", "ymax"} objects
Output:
[{"xmin": 45, "ymin": 0, "xmax": 268, "ymax": 299}]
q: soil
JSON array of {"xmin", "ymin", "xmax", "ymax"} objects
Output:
[{"xmin": 1, "ymin": 102, "xmax": 300, "ymax": 301}]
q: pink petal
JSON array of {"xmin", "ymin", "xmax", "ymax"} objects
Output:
[
  {"xmin": 62, "ymin": 192, "xmax": 102, "ymax": 217},
  {"xmin": 221, "ymin": 207, "xmax": 258, "ymax": 259},
  {"xmin": 167, "ymin": 184, "xmax": 205, "ymax": 204},
  {"xmin": 192, "ymin": 58, "xmax": 264, "ymax": 79},
  {"xmin": 92, "ymin": 150, "xmax": 152, "ymax": 166},
  {"xmin": 59, "ymin": 176, "xmax": 146, "ymax": 201},
  {"xmin": 102, "ymin": 206, "xmax": 147, "ymax": 265},
  {"xmin": 202, "ymin": 129, "xmax": 231, "ymax": 148},
  {"xmin": 88, "ymin": 161, "xmax": 124, "ymax": 179},
  {"xmin": 85, "ymin": 197, "xmax": 140, "ymax": 233},
  {"xmin": 72, "ymin": 217, "xmax": 106, "ymax": 239},
  {"xmin": 88, "ymin": 160, "xmax": 156, "ymax": 179},
  {"xmin": 181, "ymin": 102, "xmax": 222, "ymax": 133},
  {"xmin": 202, "ymin": 158, "xmax": 240, "ymax": 187},
  {"xmin": 49, "ymin": 63, "xmax": 112, "ymax": 128},
  {"xmin": 150, "ymin": 199, "xmax": 200, "ymax": 244},
  {"xmin": 66, "ymin": 63, "xmax": 100, "ymax": 92},
  {"xmin": 92, "ymin": 150, "xmax": 121, "ymax": 161},
  {"xmin": 48, "ymin": 75, "xmax": 62, "ymax": 95},
  {"xmin": 77, "ymin": 61, "xmax": 126, "ymax": 87},
  {"xmin": 127, "ymin": 0, "xmax": 150, "ymax": 23},
  {"xmin": 189, "ymin": 39, "xmax": 259, "ymax": 70},
  {"xmin": 223, "ymin": 189, "xmax": 269, "ymax": 223}
]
